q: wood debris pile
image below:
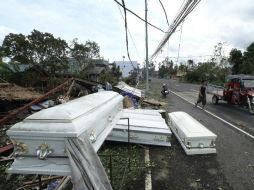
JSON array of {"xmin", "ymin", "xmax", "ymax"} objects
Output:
[{"xmin": 0, "ymin": 83, "xmax": 42, "ymax": 101}]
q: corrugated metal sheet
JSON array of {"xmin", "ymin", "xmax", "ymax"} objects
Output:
[{"xmin": 115, "ymin": 82, "xmax": 143, "ymax": 97}]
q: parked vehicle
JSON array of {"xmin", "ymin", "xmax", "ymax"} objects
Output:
[{"xmin": 207, "ymin": 75, "xmax": 254, "ymax": 114}]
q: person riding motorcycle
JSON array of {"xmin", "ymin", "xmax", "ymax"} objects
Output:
[{"xmin": 161, "ymin": 83, "xmax": 169, "ymax": 97}]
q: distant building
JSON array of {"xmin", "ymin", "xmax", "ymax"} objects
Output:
[
  {"xmin": 6, "ymin": 62, "xmax": 31, "ymax": 73},
  {"xmin": 5, "ymin": 58, "xmax": 109, "ymax": 81},
  {"xmin": 113, "ymin": 61, "xmax": 139, "ymax": 77},
  {"xmin": 87, "ymin": 59, "xmax": 109, "ymax": 82},
  {"xmin": 67, "ymin": 57, "xmax": 108, "ymax": 77},
  {"xmin": 176, "ymin": 70, "xmax": 187, "ymax": 79}
]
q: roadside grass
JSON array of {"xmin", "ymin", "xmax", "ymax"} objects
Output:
[
  {"xmin": 146, "ymin": 80, "xmax": 168, "ymax": 107},
  {"xmin": 136, "ymin": 81, "xmax": 145, "ymax": 90},
  {"xmin": 99, "ymin": 142, "xmax": 147, "ymax": 190}
]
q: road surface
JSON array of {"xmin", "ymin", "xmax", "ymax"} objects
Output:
[{"xmin": 150, "ymin": 78, "xmax": 254, "ymax": 190}]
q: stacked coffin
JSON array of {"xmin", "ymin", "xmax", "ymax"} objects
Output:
[
  {"xmin": 107, "ymin": 109, "xmax": 172, "ymax": 146},
  {"xmin": 7, "ymin": 91, "xmax": 123, "ymax": 176},
  {"xmin": 168, "ymin": 111, "xmax": 217, "ymax": 155}
]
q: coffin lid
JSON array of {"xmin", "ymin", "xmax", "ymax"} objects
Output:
[
  {"xmin": 25, "ymin": 91, "xmax": 120, "ymax": 121},
  {"xmin": 169, "ymin": 111, "xmax": 216, "ymax": 138},
  {"xmin": 7, "ymin": 91, "xmax": 123, "ymax": 137},
  {"xmin": 116, "ymin": 108, "xmax": 171, "ymax": 134}
]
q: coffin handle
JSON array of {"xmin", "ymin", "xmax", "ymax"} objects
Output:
[{"xmin": 36, "ymin": 143, "xmax": 53, "ymax": 160}]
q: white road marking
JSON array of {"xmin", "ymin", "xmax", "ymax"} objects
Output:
[
  {"xmin": 170, "ymin": 90, "xmax": 254, "ymax": 140},
  {"xmin": 145, "ymin": 148, "xmax": 152, "ymax": 190}
]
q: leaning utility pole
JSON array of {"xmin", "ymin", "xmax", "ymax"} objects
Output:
[{"xmin": 145, "ymin": 0, "xmax": 149, "ymax": 92}]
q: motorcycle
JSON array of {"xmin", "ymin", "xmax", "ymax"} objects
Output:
[{"xmin": 161, "ymin": 85, "xmax": 169, "ymax": 97}]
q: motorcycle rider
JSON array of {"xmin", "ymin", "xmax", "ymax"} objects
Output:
[{"xmin": 161, "ymin": 83, "xmax": 169, "ymax": 97}]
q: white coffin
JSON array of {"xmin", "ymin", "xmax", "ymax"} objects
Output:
[
  {"xmin": 107, "ymin": 109, "xmax": 171, "ymax": 146},
  {"xmin": 7, "ymin": 91, "xmax": 123, "ymax": 175},
  {"xmin": 168, "ymin": 111, "xmax": 217, "ymax": 155}
]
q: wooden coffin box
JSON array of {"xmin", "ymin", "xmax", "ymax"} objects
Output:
[
  {"xmin": 107, "ymin": 109, "xmax": 171, "ymax": 146},
  {"xmin": 7, "ymin": 91, "xmax": 123, "ymax": 175},
  {"xmin": 168, "ymin": 111, "xmax": 217, "ymax": 155}
]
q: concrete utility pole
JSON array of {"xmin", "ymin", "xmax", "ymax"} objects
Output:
[
  {"xmin": 122, "ymin": 55, "xmax": 125, "ymax": 75},
  {"xmin": 145, "ymin": 0, "xmax": 149, "ymax": 92}
]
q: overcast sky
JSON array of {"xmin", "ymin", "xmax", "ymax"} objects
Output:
[{"xmin": 1, "ymin": 0, "xmax": 254, "ymax": 66}]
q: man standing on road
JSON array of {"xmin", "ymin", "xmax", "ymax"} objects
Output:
[{"xmin": 195, "ymin": 80, "xmax": 207, "ymax": 109}]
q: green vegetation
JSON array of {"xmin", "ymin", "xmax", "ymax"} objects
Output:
[
  {"xmin": 99, "ymin": 63, "xmax": 122, "ymax": 86},
  {"xmin": 0, "ymin": 29, "xmax": 121, "ymax": 88},
  {"xmin": 158, "ymin": 57, "xmax": 177, "ymax": 78},
  {"xmin": 229, "ymin": 42, "xmax": 254, "ymax": 75},
  {"xmin": 99, "ymin": 143, "xmax": 147, "ymax": 190},
  {"xmin": 156, "ymin": 42, "xmax": 254, "ymax": 85}
]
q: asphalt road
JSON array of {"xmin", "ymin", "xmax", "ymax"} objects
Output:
[
  {"xmin": 168, "ymin": 79, "xmax": 254, "ymax": 136},
  {"xmin": 150, "ymin": 78, "xmax": 254, "ymax": 190}
]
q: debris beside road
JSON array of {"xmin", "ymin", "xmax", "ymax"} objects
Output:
[{"xmin": 0, "ymin": 83, "xmax": 42, "ymax": 101}]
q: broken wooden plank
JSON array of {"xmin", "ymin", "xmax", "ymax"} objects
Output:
[{"xmin": 0, "ymin": 144, "xmax": 13, "ymax": 154}]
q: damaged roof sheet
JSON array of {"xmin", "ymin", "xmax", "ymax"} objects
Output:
[{"xmin": 115, "ymin": 82, "xmax": 143, "ymax": 97}]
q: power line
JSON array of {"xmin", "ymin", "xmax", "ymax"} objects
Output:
[
  {"xmin": 113, "ymin": 0, "xmax": 166, "ymax": 33},
  {"xmin": 121, "ymin": 0, "xmax": 135, "ymax": 69},
  {"xmin": 151, "ymin": 0, "xmax": 201, "ymax": 59},
  {"xmin": 117, "ymin": 4, "xmax": 141, "ymax": 60},
  {"xmin": 157, "ymin": 54, "xmax": 213, "ymax": 59},
  {"xmin": 158, "ymin": 0, "xmax": 169, "ymax": 26},
  {"xmin": 176, "ymin": 21, "xmax": 184, "ymax": 64}
]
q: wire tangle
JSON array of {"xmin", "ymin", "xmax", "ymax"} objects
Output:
[
  {"xmin": 117, "ymin": 4, "xmax": 140, "ymax": 59},
  {"xmin": 121, "ymin": 0, "xmax": 135, "ymax": 69},
  {"xmin": 113, "ymin": 0, "xmax": 166, "ymax": 33},
  {"xmin": 151, "ymin": 0, "xmax": 201, "ymax": 59},
  {"xmin": 158, "ymin": 0, "xmax": 169, "ymax": 26}
]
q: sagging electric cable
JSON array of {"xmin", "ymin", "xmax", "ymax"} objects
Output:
[
  {"xmin": 117, "ymin": 4, "xmax": 141, "ymax": 60},
  {"xmin": 121, "ymin": 0, "xmax": 135, "ymax": 69},
  {"xmin": 151, "ymin": 0, "xmax": 201, "ymax": 59},
  {"xmin": 158, "ymin": 0, "xmax": 169, "ymax": 26},
  {"xmin": 176, "ymin": 20, "xmax": 184, "ymax": 64},
  {"xmin": 113, "ymin": 0, "xmax": 166, "ymax": 33}
]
